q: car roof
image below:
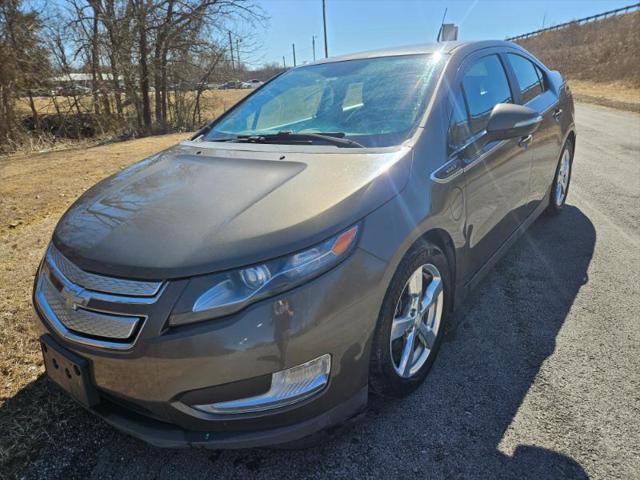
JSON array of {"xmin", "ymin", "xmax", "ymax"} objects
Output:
[{"xmin": 307, "ymin": 40, "xmax": 517, "ymax": 65}]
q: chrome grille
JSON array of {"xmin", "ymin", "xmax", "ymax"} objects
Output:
[
  {"xmin": 40, "ymin": 277, "xmax": 141, "ymax": 340},
  {"xmin": 47, "ymin": 245, "xmax": 162, "ymax": 297},
  {"xmin": 35, "ymin": 245, "xmax": 164, "ymax": 349}
]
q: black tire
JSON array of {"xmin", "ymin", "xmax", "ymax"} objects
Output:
[
  {"xmin": 369, "ymin": 241, "xmax": 451, "ymax": 398},
  {"xmin": 546, "ymin": 139, "xmax": 574, "ymax": 215}
]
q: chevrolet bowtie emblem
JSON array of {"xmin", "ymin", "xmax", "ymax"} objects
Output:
[{"xmin": 60, "ymin": 284, "xmax": 88, "ymax": 310}]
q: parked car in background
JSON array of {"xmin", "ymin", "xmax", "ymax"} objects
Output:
[
  {"xmin": 33, "ymin": 40, "xmax": 575, "ymax": 449},
  {"xmin": 54, "ymin": 85, "xmax": 92, "ymax": 97},
  {"xmin": 242, "ymin": 79, "xmax": 264, "ymax": 89},
  {"xmin": 218, "ymin": 80, "xmax": 244, "ymax": 90},
  {"xmin": 25, "ymin": 87, "xmax": 55, "ymax": 97}
]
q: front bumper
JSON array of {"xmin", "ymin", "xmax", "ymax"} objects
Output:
[
  {"xmin": 33, "ymin": 247, "xmax": 386, "ymax": 447},
  {"xmin": 94, "ymin": 385, "xmax": 368, "ymax": 449}
]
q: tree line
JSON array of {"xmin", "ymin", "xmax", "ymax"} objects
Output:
[{"xmin": 1, "ymin": 0, "xmax": 271, "ymax": 154}]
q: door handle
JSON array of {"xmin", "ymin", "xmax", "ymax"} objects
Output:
[
  {"xmin": 553, "ymin": 108, "xmax": 563, "ymax": 122},
  {"xmin": 518, "ymin": 134, "xmax": 533, "ymax": 148}
]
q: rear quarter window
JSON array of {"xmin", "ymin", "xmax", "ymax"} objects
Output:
[{"xmin": 506, "ymin": 53, "xmax": 545, "ymax": 104}]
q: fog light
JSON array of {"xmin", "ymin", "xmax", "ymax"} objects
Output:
[{"xmin": 193, "ymin": 354, "xmax": 331, "ymax": 414}]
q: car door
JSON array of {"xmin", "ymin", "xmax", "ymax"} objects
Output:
[
  {"xmin": 454, "ymin": 51, "xmax": 534, "ymax": 281},
  {"xmin": 503, "ymin": 52, "xmax": 564, "ymax": 206}
]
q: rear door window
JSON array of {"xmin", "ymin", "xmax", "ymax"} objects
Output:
[
  {"xmin": 461, "ymin": 55, "xmax": 512, "ymax": 134},
  {"xmin": 506, "ymin": 53, "xmax": 544, "ymax": 104}
]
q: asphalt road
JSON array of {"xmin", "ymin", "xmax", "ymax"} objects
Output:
[{"xmin": 20, "ymin": 103, "xmax": 640, "ymax": 479}]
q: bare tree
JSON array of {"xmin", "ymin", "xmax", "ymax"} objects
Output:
[
  {"xmin": 1, "ymin": 0, "xmax": 264, "ymax": 153},
  {"xmin": 0, "ymin": 0, "xmax": 49, "ymax": 150}
]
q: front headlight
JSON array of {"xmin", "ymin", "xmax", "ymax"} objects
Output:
[{"xmin": 169, "ymin": 225, "xmax": 359, "ymax": 326}]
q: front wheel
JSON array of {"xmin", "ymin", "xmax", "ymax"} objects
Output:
[
  {"xmin": 369, "ymin": 243, "xmax": 451, "ymax": 398},
  {"xmin": 546, "ymin": 140, "xmax": 574, "ymax": 214}
]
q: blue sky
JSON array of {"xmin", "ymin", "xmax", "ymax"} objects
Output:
[{"xmin": 251, "ymin": 0, "xmax": 634, "ymax": 66}]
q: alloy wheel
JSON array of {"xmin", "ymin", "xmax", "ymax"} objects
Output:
[
  {"xmin": 390, "ymin": 263, "xmax": 444, "ymax": 378},
  {"xmin": 555, "ymin": 148, "xmax": 572, "ymax": 206}
]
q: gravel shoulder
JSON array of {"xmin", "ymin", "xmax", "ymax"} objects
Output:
[{"xmin": 1, "ymin": 103, "xmax": 639, "ymax": 479}]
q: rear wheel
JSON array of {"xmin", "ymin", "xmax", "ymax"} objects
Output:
[
  {"xmin": 547, "ymin": 140, "xmax": 573, "ymax": 214},
  {"xmin": 369, "ymin": 243, "xmax": 450, "ymax": 398}
]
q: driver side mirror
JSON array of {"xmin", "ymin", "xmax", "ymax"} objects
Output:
[{"xmin": 485, "ymin": 103, "xmax": 542, "ymax": 142}]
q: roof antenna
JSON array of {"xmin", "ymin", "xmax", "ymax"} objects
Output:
[{"xmin": 437, "ymin": 7, "xmax": 448, "ymax": 41}]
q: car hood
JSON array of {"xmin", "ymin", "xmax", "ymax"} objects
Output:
[{"xmin": 53, "ymin": 142, "xmax": 412, "ymax": 279}]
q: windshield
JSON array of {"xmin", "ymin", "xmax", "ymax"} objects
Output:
[{"xmin": 203, "ymin": 54, "xmax": 445, "ymax": 147}]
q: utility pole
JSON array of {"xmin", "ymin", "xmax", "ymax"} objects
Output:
[
  {"xmin": 283, "ymin": 55, "xmax": 286, "ymax": 69},
  {"xmin": 322, "ymin": 0, "xmax": 328, "ymax": 57},
  {"xmin": 236, "ymin": 38, "xmax": 241, "ymax": 68},
  {"xmin": 292, "ymin": 43, "xmax": 297, "ymax": 67},
  {"xmin": 228, "ymin": 31, "xmax": 235, "ymax": 70},
  {"xmin": 312, "ymin": 35, "xmax": 316, "ymax": 61}
]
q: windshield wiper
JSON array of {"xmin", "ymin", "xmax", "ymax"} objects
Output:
[{"xmin": 224, "ymin": 131, "xmax": 364, "ymax": 148}]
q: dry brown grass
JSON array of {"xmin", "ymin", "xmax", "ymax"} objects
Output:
[
  {"xmin": 14, "ymin": 89, "xmax": 249, "ymax": 119},
  {"xmin": 567, "ymin": 80, "xmax": 640, "ymax": 112},
  {"xmin": 0, "ymin": 133, "xmax": 191, "ymax": 476}
]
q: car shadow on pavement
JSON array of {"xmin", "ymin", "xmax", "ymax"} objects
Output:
[
  {"xmin": 6, "ymin": 205, "xmax": 595, "ymax": 479},
  {"xmin": 362, "ymin": 203, "xmax": 596, "ymax": 479}
]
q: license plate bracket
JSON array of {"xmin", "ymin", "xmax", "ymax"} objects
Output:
[{"xmin": 40, "ymin": 335, "xmax": 99, "ymax": 408}]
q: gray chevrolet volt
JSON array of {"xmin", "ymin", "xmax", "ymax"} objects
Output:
[{"xmin": 33, "ymin": 40, "xmax": 575, "ymax": 448}]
